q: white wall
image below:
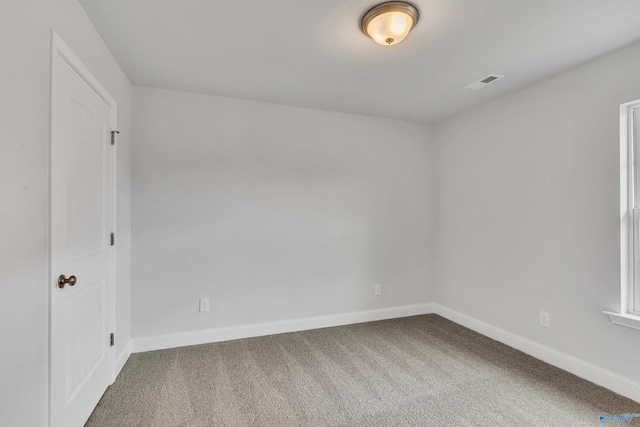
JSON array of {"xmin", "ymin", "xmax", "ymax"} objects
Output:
[
  {"xmin": 435, "ymin": 41, "xmax": 640, "ymax": 384},
  {"xmin": 132, "ymin": 86, "xmax": 435, "ymax": 339},
  {"xmin": 0, "ymin": 2, "xmax": 132, "ymax": 425}
]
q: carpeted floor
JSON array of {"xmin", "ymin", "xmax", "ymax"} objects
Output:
[{"xmin": 86, "ymin": 315, "xmax": 639, "ymax": 426}]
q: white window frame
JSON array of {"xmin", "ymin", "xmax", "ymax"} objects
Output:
[{"xmin": 604, "ymin": 99, "xmax": 640, "ymax": 330}]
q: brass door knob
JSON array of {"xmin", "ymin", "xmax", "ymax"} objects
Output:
[{"xmin": 58, "ymin": 274, "xmax": 77, "ymax": 289}]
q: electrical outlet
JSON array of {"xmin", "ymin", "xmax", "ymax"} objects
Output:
[
  {"xmin": 374, "ymin": 284, "xmax": 382, "ymax": 296},
  {"xmin": 539, "ymin": 311, "xmax": 550, "ymax": 328},
  {"xmin": 199, "ymin": 298, "xmax": 210, "ymax": 312}
]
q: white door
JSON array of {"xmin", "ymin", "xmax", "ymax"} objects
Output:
[{"xmin": 50, "ymin": 34, "xmax": 116, "ymax": 427}]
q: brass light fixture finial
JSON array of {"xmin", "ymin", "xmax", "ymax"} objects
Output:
[{"xmin": 361, "ymin": 1, "xmax": 420, "ymax": 46}]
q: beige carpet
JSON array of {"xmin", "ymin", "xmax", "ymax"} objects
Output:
[{"xmin": 87, "ymin": 315, "xmax": 638, "ymax": 426}]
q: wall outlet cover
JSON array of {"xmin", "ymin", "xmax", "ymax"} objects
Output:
[{"xmin": 539, "ymin": 311, "xmax": 550, "ymax": 328}]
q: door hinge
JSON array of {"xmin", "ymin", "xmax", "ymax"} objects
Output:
[
  {"xmin": 110, "ymin": 333, "xmax": 115, "ymax": 347},
  {"xmin": 111, "ymin": 130, "xmax": 119, "ymax": 146},
  {"xmin": 110, "ymin": 232, "xmax": 115, "ymax": 246}
]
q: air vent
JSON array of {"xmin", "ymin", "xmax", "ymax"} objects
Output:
[{"xmin": 464, "ymin": 74, "xmax": 504, "ymax": 91}]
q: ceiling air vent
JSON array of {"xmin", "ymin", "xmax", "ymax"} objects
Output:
[{"xmin": 464, "ymin": 74, "xmax": 504, "ymax": 91}]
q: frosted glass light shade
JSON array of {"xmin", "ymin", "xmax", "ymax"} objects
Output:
[{"xmin": 361, "ymin": 2, "xmax": 419, "ymax": 46}]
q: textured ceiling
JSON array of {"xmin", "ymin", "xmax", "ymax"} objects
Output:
[{"xmin": 81, "ymin": 0, "xmax": 640, "ymax": 123}]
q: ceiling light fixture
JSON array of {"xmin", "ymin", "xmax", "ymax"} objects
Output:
[{"xmin": 361, "ymin": 1, "xmax": 419, "ymax": 46}]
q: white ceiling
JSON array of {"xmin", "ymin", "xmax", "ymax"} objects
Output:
[{"xmin": 80, "ymin": 0, "xmax": 640, "ymax": 123}]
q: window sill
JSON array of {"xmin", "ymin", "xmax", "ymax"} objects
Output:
[{"xmin": 603, "ymin": 311, "xmax": 640, "ymax": 331}]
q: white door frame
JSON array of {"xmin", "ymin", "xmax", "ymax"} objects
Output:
[{"xmin": 49, "ymin": 31, "xmax": 118, "ymax": 426}]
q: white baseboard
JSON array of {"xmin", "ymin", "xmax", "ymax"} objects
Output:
[
  {"xmin": 128, "ymin": 301, "xmax": 639, "ymax": 403},
  {"xmin": 112, "ymin": 341, "xmax": 131, "ymax": 383},
  {"xmin": 131, "ymin": 303, "xmax": 435, "ymax": 353},
  {"xmin": 433, "ymin": 304, "xmax": 640, "ymax": 403}
]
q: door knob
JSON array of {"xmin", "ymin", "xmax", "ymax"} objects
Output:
[{"xmin": 58, "ymin": 274, "xmax": 77, "ymax": 289}]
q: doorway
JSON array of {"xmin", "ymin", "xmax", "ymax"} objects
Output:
[{"xmin": 50, "ymin": 32, "xmax": 117, "ymax": 427}]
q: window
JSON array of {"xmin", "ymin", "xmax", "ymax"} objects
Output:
[
  {"xmin": 604, "ymin": 100, "xmax": 640, "ymax": 330},
  {"xmin": 632, "ymin": 103, "xmax": 640, "ymax": 316}
]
